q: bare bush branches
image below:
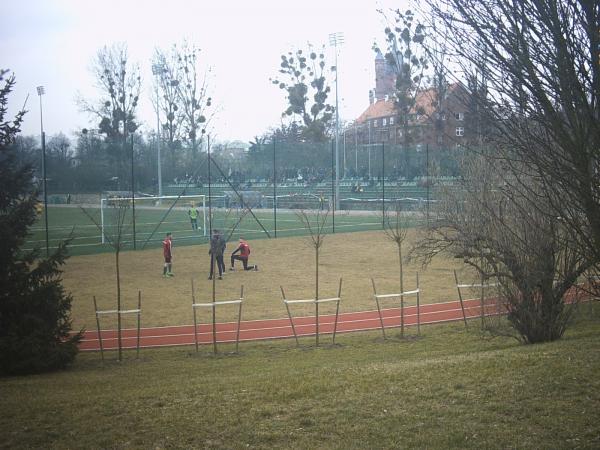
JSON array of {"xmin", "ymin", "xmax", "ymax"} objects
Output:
[
  {"xmin": 414, "ymin": 153, "xmax": 591, "ymax": 343},
  {"xmin": 425, "ymin": 0, "xmax": 600, "ymax": 265}
]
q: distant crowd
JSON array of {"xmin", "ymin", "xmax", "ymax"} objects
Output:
[{"xmin": 170, "ymin": 166, "xmax": 390, "ymax": 188}]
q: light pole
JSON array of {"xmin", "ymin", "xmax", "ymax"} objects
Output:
[
  {"xmin": 354, "ymin": 124, "xmax": 358, "ymax": 174},
  {"xmin": 151, "ymin": 63, "xmax": 164, "ymax": 198},
  {"xmin": 329, "ymin": 32, "xmax": 344, "ymax": 210},
  {"xmin": 343, "ymin": 128, "xmax": 346, "ymax": 176},
  {"xmin": 37, "ymin": 85, "xmax": 49, "ymax": 257},
  {"xmin": 368, "ymin": 121, "xmax": 372, "ymax": 178}
]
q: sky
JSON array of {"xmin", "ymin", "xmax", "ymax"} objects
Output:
[{"xmin": 2, "ymin": 0, "xmax": 406, "ymax": 143}]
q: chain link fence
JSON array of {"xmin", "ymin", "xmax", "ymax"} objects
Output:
[{"xmin": 32, "ymin": 140, "xmax": 465, "ymax": 254}]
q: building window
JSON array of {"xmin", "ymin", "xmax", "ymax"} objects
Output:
[
  {"xmin": 456, "ymin": 127, "xmax": 464, "ymax": 137},
  {"xmin": 382, "ymin": 118, "xmax": 387, "ymax": 126},
  {"xmin": 389, "ymin": 117, "xmax": 394, "ymax": 125},
  {"xmin": 455, "ymin": 112, "xmax": 464, "ymax": 121},
  {"xmin": 373, "ymin": 119, "xmax": 378, "ymax": 128}
]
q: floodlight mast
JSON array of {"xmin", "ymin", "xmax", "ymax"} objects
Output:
[
  {"xmin": 37, "ymin": 85, "xmax": 49, "ymax": 257},
  {"xmin": 152, "ymin": 63, "xmax": 164, "ymax": 198},
  {"xmin": 329, "ymin": 32, "xmax": 344, "ymax": 211}
]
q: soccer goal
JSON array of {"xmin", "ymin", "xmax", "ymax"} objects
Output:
[{"xmin": 100, "ymin": 194, "xmax": 207, "ymax": 244}]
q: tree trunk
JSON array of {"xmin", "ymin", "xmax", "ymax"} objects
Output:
[
  {"xmin": 398, "ymin": 243, "xmax": 404, "ymax": 338},
  {"xmin": 116, "ymin": 250, "xmax": 122, "ymax": 361},
  {"xmin": 315, "ymin": 247, "xmax": 319, "ymax": 347},
  {"xmin": 507, "ymin": 287, "xmax": 569, "ymax": 344}
]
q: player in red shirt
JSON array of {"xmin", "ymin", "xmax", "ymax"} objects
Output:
[
  {"xmin": 230, "ymin": 237, "xmax": 258, "ymax": 271},
  {"xmin": 162, "ymin": 232, "xmax": 173, "ymax": 277}
]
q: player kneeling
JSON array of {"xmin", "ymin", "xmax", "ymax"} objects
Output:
[{"xmin": 230, "ymin": 237, "xmax": 258, "ymax": 271}]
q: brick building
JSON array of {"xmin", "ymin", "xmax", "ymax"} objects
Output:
[{"xmin": 345, "ymin": 50, "xmax": 471, "ymax": 150}]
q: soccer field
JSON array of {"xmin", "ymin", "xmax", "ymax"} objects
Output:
[
  {"xmin": 60, "ymin": 228, "xmax": 476, "ymax": 334},
  {"xmin": 27, "ymin": 204, "xmax": 415, "ymax": 256}
]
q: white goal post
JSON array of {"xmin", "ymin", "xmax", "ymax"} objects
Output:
[{"xmin": 100, "ymin": 194, "xmax": 207, "ymax": 244}]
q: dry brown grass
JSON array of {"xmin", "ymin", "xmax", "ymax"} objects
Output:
[{"xmin": 63, "ymin": 229, "xmax": 478, "ymax": 331}]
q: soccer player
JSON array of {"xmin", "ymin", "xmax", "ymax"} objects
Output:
[
  {"xmin": 188, "ymin": 203, "xmax": 199, "ymax": 231},
  {"xmin": 162, "ymin": 232, "xmax": 174, "ymax": 277},
  {"xmin": 230, "ymin": 237, "xmax": 258, "ymax": 271},
  {"xmin": 208, "ymin": 229, "xmax": 226, "ymax": 280}
]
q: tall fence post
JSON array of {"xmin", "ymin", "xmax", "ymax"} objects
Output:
[
  {"xmin": 426, "ymin": 143, "xmax": 430, "ymax": 225},
  {"xmin": 273, "ymin": 139, "xmax": 277, "ymax": 238},
  {"xmin": 208, "ymin": 135, "xmax": 217, "ymax": 355},
  {"xmin": 331, "ymin": 139, "xmax": 335, "ymax": 233},
  {"xmin": 41, "ymin": 131, "xmax": 49, "ymax": 257},
  {"xmin": 130, "ymin": 134, "xmax": 137, "ymax": 250},
  {"xmin": 382, "ymin": 142, "xmax": 385, "ymax": 228}
]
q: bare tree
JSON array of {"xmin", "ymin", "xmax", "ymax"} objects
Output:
[
  {"xmin": 425, "ymin": 0, "xmax": 600, "ymax": 268},
  {"xmin": 425, "ymin": 21, "xmax": 449, "ymax": 149},
  {"xmin": 81, "ymin": 201, "xmax": 132, "ymax": 361},
  {"xmin": 174, "ymin": 42, "xmax": 213, "ymax": 155},
  {"xmin": 296, "ymin": 208, "xmax": 329, "ymax": 346},
  {"xmin": 270, "ymin": 45, "xmax": 335, "ymax": 142},
  {"xmin": 377, "ymin": 8, "xmax": 428, "ymax": 175},
  {"xmin": 80, "ymin": 43, "xmax": 141, "ymax": 144},
  {"xmin": 413, "ymin": 153, "xmax": 592, "ymax": 343},
  {"xmin": 79, "ymin": 43, "xmax": 141, "ymax": 186},
  {"xmin": 152, "ymin": 46, "xmax": 185, "ymax": 173},
  {"xmin": 46, "ymin": 133, "xmax": 72, "ymax": 162},
  {"xmin": 382, "ymin": 201, "xmax": 410, "ymax": 337}
]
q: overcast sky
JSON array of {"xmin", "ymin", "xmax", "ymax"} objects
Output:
[{"xmin": 2, "ymin": 0, "xmax": 405, "ymax": 143}]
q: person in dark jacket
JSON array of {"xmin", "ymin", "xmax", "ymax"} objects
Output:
[{"xmin": 208, "ymin": 229, "xmax": 226, "ymax": 280}]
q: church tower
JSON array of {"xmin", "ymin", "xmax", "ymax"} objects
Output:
[{"xmin": 373, "ymin": 49, "xmax": 396, "ymax": 101}]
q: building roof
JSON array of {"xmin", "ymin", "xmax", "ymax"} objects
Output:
[
  {"xmin": 354, "ymin": 83, "xmax": 463, "ymax": 125},
  {"xmin": 354, "ymin": 98, "xmax": 396, "ymax": 124}
]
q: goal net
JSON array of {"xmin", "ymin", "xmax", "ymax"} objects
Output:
[{"xmin": 100, "ymin": 194, "xmax": 207, "ymax": 245}]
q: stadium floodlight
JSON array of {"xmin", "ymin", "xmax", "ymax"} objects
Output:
[
  {"xmin": 329, "ymin": 32, "xmax": 344, "ymax": 211},
  {"xmin": 37, "ymin": 85, "xmax": 49, "ymax": 257},
  {"xmin": 152, "ymin": 63, "xmax": 165, "ymax": 198}
]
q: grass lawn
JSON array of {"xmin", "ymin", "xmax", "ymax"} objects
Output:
[
  {"xmin": 61, "ymin": 229, "xmax": 476, "ymax": 332},
  {"xmin": 27, "ymin": 205, "xmax": 393, "ymax": 256},
  {"xmin": 1, "ymin": 314, "xmax": 599, "ymax": 449}
]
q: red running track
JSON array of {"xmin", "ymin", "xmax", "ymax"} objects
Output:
[{"xmin": 78, "ymin": 298, "xmax": 490, "ymax": 351}]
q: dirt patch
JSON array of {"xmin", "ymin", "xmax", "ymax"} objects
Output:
[{"xmin": 62, "ymin": 230, "xmax": 475, "ymax": 331}]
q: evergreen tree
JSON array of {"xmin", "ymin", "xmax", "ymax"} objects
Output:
[{"xmin": 0, "ymin": 70, "xmax": 81, "ymax": 375}]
